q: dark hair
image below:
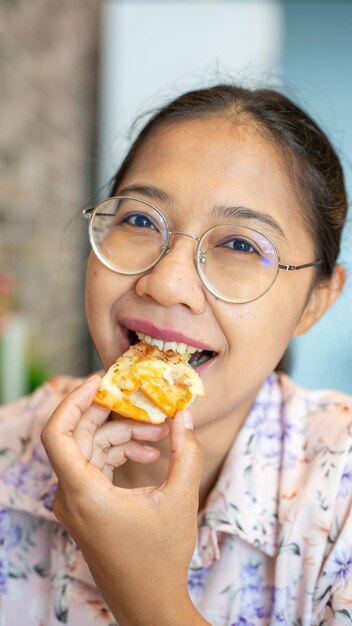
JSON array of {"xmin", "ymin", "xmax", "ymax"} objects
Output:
[{"xmin": 109, "ymin": 84, "xmax": 348, "ymax": 281}]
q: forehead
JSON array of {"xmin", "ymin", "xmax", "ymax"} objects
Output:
[{"xmin": 118, "ymin": 117, "xmax": 314, "ymax": 254}]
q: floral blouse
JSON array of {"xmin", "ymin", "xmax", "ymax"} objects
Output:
[{"xmin": 1, "ymin": 372, "xmax": 352, "ymax": 626}]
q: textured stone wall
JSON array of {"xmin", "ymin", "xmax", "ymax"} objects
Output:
[{"xmin": 0, "ymin": 0, "xmax": 100, "ymax": 378}]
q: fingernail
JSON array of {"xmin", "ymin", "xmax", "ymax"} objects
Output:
[{"xmin": 182, "ymin": 409, "xmax": 193, "ymax": 431}]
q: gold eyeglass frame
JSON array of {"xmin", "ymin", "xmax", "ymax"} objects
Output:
[{"xmin": 82, "ymin": 195, "xmax": 323, "ymax": 304}]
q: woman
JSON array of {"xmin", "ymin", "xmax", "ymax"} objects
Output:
[{"xmin": 1, "ymin": 84, "xmax": 351, "ymax": 625}]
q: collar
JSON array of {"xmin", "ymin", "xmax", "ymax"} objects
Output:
[{"xmin": 198, "ymin": 372, "xmax": 283, "ymax": 559}]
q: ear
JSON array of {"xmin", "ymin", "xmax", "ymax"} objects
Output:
[{"xmin": 293, "ymin": 264, "xmax": 346, "ymax": 337}]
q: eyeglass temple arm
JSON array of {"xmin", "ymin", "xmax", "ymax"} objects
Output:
[
  {"xmin": 82, "ymin": 208, "xmax": 93, "ymax": 220},
  {"xmin": 82, "ymin": 208, "xmax": 115, "ymax": 219},
  {"xmin": 279, "ymin": 260, "xmax": 323, "ymax": 271}
]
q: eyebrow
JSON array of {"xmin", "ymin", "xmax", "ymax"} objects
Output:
[
  {"xmin": 212, "ymin": 204, "xmax": 286, "ymax": 241},
  {"xmin": 117, "ymin": 183, "xmax": 173, "ymax": 206},
  {"xmin": 116, "ymin": 183, "xmax": 286, "ymax": 241}
]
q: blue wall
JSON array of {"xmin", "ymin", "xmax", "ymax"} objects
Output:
[{"xmin": 282, "ymin": 0, "xmax": 352, "ymax": 394}]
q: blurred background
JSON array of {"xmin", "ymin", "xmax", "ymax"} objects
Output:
[{"xmin": 1, "ymin": 0, "xmax": 351, "ymax": 402}]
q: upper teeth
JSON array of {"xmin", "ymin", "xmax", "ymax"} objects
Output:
[{"xmin": 136, "ymin": 332, "xmax": 198, "ymax": 355}]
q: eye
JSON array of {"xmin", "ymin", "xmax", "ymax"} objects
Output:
[
  {"xmin": 123, "ymin": 213, "xmax": 158, "ymax": 229},
  {"xmin": 220, "ymin": 238, "xmax": 260, "ymax": 254}
]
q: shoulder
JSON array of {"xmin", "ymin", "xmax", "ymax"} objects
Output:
[
  {"xmin": 245, "ymin": 371, "xmax": 352, "ymax": 488},
  {"xmin": 277, "ymin": 372, "xmax": 352, "ymax": 503},
  {"xmin": 278, "ymin": 371, "xmax": 352, "ymax": 451},
  {"xmin": 278, "ymin": 370, "xmax": 352, "ymax": 412},
  {"xmin": 0, "ymin": 376, "xmax": 84, "ymax": 519},
  {"xmin": 275, "ymin": 374, "xmax": 352, "ymax": 618}
]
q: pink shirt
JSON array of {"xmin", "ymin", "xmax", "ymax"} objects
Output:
[{"xmin": 1, "ymin": 372, "xmax": 352, "ymax": 625}]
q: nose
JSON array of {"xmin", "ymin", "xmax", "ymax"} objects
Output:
[{"xmin": 135, "ymin": 235, "xmax": 207, "ymax": 313}]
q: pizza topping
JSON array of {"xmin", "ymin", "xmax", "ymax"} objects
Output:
[{"xmin": 94, "ymin": 340, "xmax": 206, "ymax": 423}]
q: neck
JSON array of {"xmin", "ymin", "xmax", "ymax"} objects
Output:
[{"xmin": 113, "ymin": 389, "xmax": 258, "ymax": 509}]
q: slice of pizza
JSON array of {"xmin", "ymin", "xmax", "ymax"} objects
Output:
[{"xmin": 93, "ymin": 341, "xmax": 206, "ymax": 424}]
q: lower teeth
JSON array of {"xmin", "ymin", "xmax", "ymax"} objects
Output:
[{"xmin": 189, "ymin": 354, "xmax": 211, "ymax": 368}]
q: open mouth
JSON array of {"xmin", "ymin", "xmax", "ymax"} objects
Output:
[
  {"xmin": 126, "ymin": 329, "xmax": 217, "ymax": 369},
  {"xmin": 187, "ymin": 350, "xmax": 215, "ymax": 368}
]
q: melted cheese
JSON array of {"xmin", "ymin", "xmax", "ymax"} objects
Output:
[{"xmin": 129, "ymin": 389, "xmax": 167, "ymax": 422}]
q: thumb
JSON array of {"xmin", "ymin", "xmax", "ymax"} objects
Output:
[
  {"xmin": 163, "ymin": 409, "xmax": 204, "ymax": 501},
  {"xmin": 41, "ymin": 375, "xmax": 103, "ymax": 485}
]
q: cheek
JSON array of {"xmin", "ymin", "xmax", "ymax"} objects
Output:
[
  {"xmin": 85, "ymin": 259, "xmax": 108, "ymax": 327},
  {"xmin": 85, "ymin": 255, "xmax": 128, "ymax": 314},
  {"xmin": 85, "ymin": 257, "xmax": 129, "ymax": 359},
  {"xmin": 221, "ymin": 281, "xmax": 309, "ymax": 367}
]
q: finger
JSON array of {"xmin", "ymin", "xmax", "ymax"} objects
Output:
[
  {"xmin": 95, "ymin": 418, "xmax": 167, "ymax": 449},
  {"xmin": 89, "ymin": 419, "xmax": 167, "ymax": 467},
  {"xmin": 163, "ymin": 409, "xmax": 203, "ymax": 503},
  {"xmin": 41, "ymin": 375, "xmax": 102, "ymax": 484},
  {"xmin": 98, "ymin": 441, "xmax": 160, "ymax": 480},
  {"xmin": 76, "ymin": 411, "xmax": 169, "ymax": 461},
  {"xmin": 73, "ymin": 403, "xmax": 111, "ymax": 460}
]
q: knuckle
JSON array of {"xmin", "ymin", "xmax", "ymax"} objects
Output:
[
  {"xmin": 40, "ymin": 424, "xmax": 54, "ymax": 449},
  {"xmin": 101, "ymin": 421, "xmax": 132, "ymax": 443},
  {"xmin": 107, "ymin": 445, "xmax": 127, "ymax": 467},
  {"xmin": 95, "ymin": 435, "xmax": 110, "ymax": 453},
  {"xmin": 40, "ymin": 424, "xmax": 48, "ymax": 443},
  {"xmin": 119, "ymin": 444, "xmax": 129, "ymax": 462},
  {"xmin": 122, "ymin": 423, "xmax": 133, "ymax": 439}
]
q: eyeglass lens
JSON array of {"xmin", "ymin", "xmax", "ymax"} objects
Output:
[
  {"xmin": 92, "ymin": 197, "xmax": 168, "ymax": 273},
  {"xmin": 90, "ymin": 197, "xmax": 279, "ymax": 303}
]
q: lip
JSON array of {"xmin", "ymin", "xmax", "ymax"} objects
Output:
[{"xmin": 119, "ymin": 316, "xmax": 216, "ymax": 352}]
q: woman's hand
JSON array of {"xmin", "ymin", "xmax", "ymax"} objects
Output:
[
  {"xmin": 41, "ymin": 375, "xmax": 209, "ymax": 626},
  {"xmin": 70, "ymin": 378, "xmax": 170, "ymax": 481}
]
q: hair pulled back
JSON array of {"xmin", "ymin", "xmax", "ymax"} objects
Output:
[{"xmin": 110, "ymin": 84, "xmax": 348, "ymax": 281}]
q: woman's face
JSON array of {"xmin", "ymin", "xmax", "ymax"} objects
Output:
[{"xmin": 86, "ymin": 117, "xmax": 319, "ymax": 426}]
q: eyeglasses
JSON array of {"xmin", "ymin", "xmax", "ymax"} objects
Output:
[{"xmin": 82, "ymin": 196, "xmax": 323, "ymax": 304}]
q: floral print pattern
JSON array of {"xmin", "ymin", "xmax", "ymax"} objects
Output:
[{"xmin": 1, "ymin": 373, "xmax": 352, "ymax": 625}]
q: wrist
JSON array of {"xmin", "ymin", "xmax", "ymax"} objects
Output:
[
  {"xmin": 86, "ymin": 555, "xmax": 210, "ymax": 626},
  {"xmin": 150, "ymin": 593, "xmax": 209, "ymax": 626},
  {"xmin": 118, "ymin": 587, "xmax": 210, "ymax": 626}
]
